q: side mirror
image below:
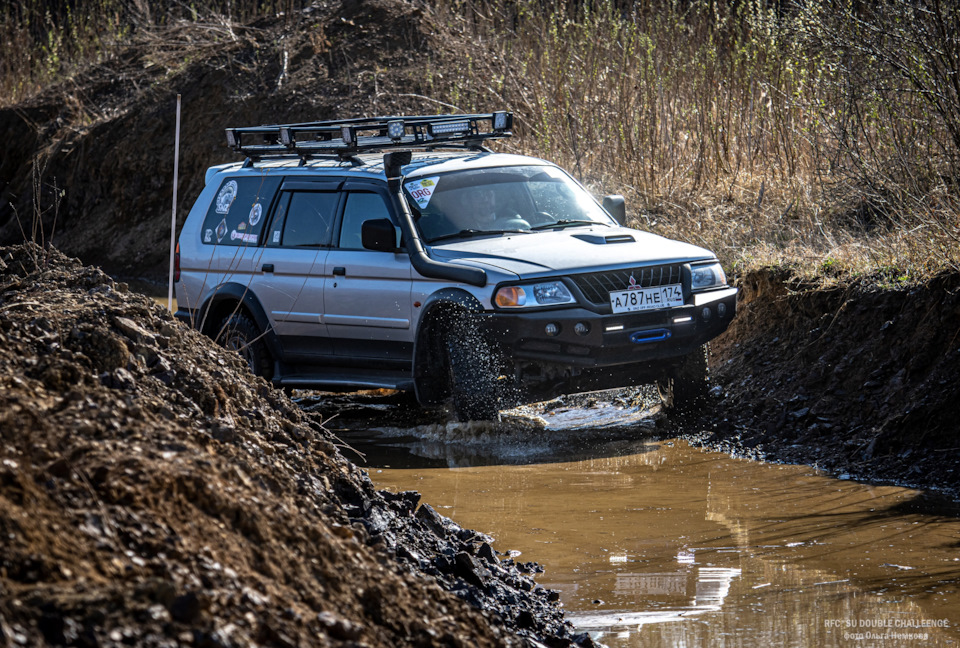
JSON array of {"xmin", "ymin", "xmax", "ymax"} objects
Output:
[
  {"xmin": 602, "ymin": 195, "xmax": 627, "ymax": 225},
  {"xmin": 362, "ymin": 218, "xmax": 398, "ymax": 252}
]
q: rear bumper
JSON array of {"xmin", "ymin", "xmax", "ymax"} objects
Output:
[{"xmin": 483, "ymin": 287, "xmax": 737, "ymax": 368}]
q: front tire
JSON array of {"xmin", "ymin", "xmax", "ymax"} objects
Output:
[
  {"xmin": 218, "ymin": 313, "xmax": 273, "ymax": 380},
  {"xmin": 657, "ymin": 344, "xmax": 709, "ymax": 414},
  {"xmin": 445, "ymin": 318, "xmax": 501, "ymax": 422}
]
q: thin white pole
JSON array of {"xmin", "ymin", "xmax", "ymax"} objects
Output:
[{"xmin": 168, "ymin": 94, "xmax": 182, "ymax": 312}]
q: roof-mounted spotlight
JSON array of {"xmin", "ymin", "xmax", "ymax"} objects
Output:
[
  {"xmin": 280, "ymin": 127, "xmax": 293, "ymax": 147},
  {"xmin": 225, "ymin": 129, "xmax": 238, "ymax": 149},
  {"xmin": 341, "ymin": 125, "xmax": 355, "ymax": 146},
  {"xmin": 493, "ymin": 111, "xmax": 512, "ymax": 131},
  {"xmin": 387, "ymin": 120, "xmax": 405, "ymax": 140}
]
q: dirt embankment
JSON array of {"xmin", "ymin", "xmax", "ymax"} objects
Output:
[
  {"xmin": 0, "ymin": 243, "xmax": 595, "ymax": 647},
  {"xmin": 0, "ymin": 0, "xmax": 455, "ymax": 280},
  {"xmin": 695, "ymin": 268, "xmax": 960, "ymax": 496}
]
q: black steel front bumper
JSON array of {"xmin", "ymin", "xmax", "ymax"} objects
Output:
[{"xmin": 482, "ymin": 287, "xmax": 738, "ymax": 369}]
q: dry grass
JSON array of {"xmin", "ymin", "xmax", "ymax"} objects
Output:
[
  {"xmin": 4, "ymin": 0, "xmax": 959, "ymax": 281},
  {"xmin": 424, "ymin": 0, "xmax": 960, "ymax": 281}
]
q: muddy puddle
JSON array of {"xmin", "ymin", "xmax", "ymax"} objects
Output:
[{"xmin": 299, "ymin": 389, "xmax": 960, "ymax": 647}]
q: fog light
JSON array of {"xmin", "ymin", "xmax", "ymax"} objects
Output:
[
  {"xmin": 702, "ymin": 307, "xmax": 712, "ymax": 321},
  {"xmin": 718, "ymin": 302, "xmax": 727, "ymax": 317},
  {"xmin": 574, "ymin": 322, "xmax": 590, "ymax": 336},
  {"xmin": 545, "ymin": 323, "xmax": 560, "ymax": 337}
]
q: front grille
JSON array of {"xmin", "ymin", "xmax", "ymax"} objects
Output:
[{"xmin": 571, "ymin": 264, "xmax": 684, "ymax": 304}]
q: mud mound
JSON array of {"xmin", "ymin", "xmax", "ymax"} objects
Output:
[
  {"xmin": 0, "ymin": 243, "xmax": 593, "ymax": 647},
  {"xmin": 697, "ymin": 268, "xmax": 960, "ymax": 495}
]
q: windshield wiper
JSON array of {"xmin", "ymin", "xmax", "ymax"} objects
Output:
[
  {"xmin": 426, "ymin": 229, "xmax": 531, "ymax": 243},
  {"xmin": 530, "ymin": 219, "xmax": 610, "ymax": 230}
]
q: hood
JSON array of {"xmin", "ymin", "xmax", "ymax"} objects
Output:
[{"xmin": 428, "ymin": 226, "xmax": 716, "ymax": 278}]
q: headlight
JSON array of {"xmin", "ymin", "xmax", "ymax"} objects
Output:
[
  {"xmin": 495, "ymin": 281, "xmax": 576, "ymax": 308},
  {"xmin": 691, "ymin": 263, "xmax": 727, "ymax": 290}
]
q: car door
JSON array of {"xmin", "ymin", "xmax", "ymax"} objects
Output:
[
  {"xmin": 323, "ymin": 181, "xmax": 414, "ymax": 365},
  {"xmin": 251, "ymin": 179, "xmax": 343, "ymax": 360}
]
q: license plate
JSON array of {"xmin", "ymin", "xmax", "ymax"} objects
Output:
[{"xmin": 609, "ymin": 284, "xmax": 684, "ymax": 313}]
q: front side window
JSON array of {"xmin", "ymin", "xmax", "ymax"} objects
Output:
[
  {"xmin": 201, "ymin": 175, "xmax": 281, "ymax": 246},
  {"xmin": 404, "ymin": 165, "xmax": 613, "ymax": 242},
  {"xmin": 339, "ymin": 192, "xmax": 394, "ymax": 249},
  {"xmin": 281, "ymin": 191, "xmax": 339, "ymax": 247}
]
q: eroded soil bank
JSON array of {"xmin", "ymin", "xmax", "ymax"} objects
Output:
[
  {"xmin": 0, "ymin": 244, "xmax": 593, "ymax": 647},
  {"xmin": 695, "ymin": 268, "xmax": 960, "ymax": 497}
]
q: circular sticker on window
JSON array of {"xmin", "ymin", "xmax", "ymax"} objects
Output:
[
  {"xmin": 248, "ymin": 202, "xmax": 263, "ymax": 227},
  {"xmin": 215, "ymin": 180, "xmax": 238, "ymax": 214}
]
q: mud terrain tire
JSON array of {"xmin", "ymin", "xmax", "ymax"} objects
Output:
[
  {"xmin": 445, "ymin": 319, "xmax": 500, "ymax": 422},
  {"xmin": 218, "ymin": 313, "xmax": 273, "ymax": 380},
  {"xmin": 657, "ymin": 344, "xmax": 709, "ymax": 414}
]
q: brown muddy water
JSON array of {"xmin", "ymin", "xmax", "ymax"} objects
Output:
[{"xmin": 305, "ymin": 390, "xmax": 960, "ymax": 648}]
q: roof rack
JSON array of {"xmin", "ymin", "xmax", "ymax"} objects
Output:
[{"xmin": 225, "ymin": 111, "xmax": 513, "ymax": 160}]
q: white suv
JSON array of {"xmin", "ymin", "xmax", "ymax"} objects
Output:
[{"xmin": 174, "ymin": 113, "xmax": 737, "ymax": 420}]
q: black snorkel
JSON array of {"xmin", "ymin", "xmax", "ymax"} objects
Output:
[{"xmin": 383, "ymin": 151, "xmax": 487, "ymax": 287}]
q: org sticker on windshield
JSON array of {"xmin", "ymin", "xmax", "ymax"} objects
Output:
[{"xmin": 405, "ymin": 176, "xmax": 439, "ymax": 209}]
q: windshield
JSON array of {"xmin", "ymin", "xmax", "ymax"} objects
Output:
[{"xmin": 403, "ymin": 165, "xmax": 614, "ymax": 242}]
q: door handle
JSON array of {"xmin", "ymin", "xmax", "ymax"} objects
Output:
[
  {"xmin": 262, "ymin": 263, "xmax": 274, "ymax": 273},
  {"xmin": 332, "ymin": 266, "xmax": 346, "ymax": 276}
]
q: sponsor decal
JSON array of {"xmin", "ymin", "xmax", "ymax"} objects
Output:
[
  {"xmin": 273, "ymin": 231, "xmax": 281, "ymax": 243},
  {"xmin": 215, "ymin": 180, "xmax": 238, "ymax": 214},
  {"xmin": 230, "ymin": 230, "xmax": 258, "ymax": 244},
  {"xmin": 248, "ymin": 202, "xmax": 263, "ymax": 227},
  {"xmin": 216, "ymin": 218, "xmax": 228, "ymax": 243},
  {"xmin": 204, "ymin": 229, "xmax": 213, "ymax": 243},
  {"xmin": 238, "ymin": 221, "xmax": 247, "ymax": 231},
  {"xmin": 404, "ymin": 176, "xmax": 440, "ymax": 209}
]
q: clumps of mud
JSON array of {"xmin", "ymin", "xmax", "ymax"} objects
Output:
[{"xmin": 0, "ymin": 244, "xmax": 596, "ymax": 647}]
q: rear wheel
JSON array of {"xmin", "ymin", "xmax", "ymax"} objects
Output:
[
  {"xmin": 218, "ymin": 313, "xmax": 273, "ymax": 380},
  {"xmin": 445, "ymin": 317, "xmax": 501, "ymax": 422},
  {"xmin": 656, "ymin": 345, "xmax": 709, "ymax": 414}
]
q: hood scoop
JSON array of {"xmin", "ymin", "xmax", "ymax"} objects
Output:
[{"xmin": 574, "ymin": 233, "xmax": 637, "ymax": 245}]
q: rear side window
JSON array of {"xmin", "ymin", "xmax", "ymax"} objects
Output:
[
  {"xmin": 281, "ymin": 191, "xmax": 339, "ymax": 247},
  {"xmin": 202, "ymin": 175, "xmax": 281, "ymax": 246}
]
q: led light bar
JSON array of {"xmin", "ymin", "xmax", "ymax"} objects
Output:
[{"xmin": 428, "ymin": 120, "xmax": 470, "ymax": 136}]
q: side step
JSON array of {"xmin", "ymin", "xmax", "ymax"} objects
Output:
[{"xmin": 276, "ymin": 369, "xmax": 414, "ymax": 392}]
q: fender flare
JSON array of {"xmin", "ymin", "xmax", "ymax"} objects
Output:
[{"xmin": 197, "ymin": 283, "xmax": 282, "ymax": 360}]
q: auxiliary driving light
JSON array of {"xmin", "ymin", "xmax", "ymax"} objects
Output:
[
  {"xmin": 545, "ymin": 323, "xmax": 560, "ymax": 337},
  {"xmin": 702, "ymin": 307, "xmax": 712, "ymax": 321},
  {"xmin": 340, "ymin": 125, "xmax": 354, "ymax": 145},
  {"xmin": 387, "ymin": 120, "xmax": 405, "ymax": 140},
  {"xmin": 574, "ymin": 322, "xmax": 590, "ymax": 336},
  {"xmin": 718, "ymin": 303, "xmax": 727, "ymax": 317}
]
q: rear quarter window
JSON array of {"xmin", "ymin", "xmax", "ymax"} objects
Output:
[{"xmin": 201, "ymin": 175, "xmax": 281, "ymax": 246}]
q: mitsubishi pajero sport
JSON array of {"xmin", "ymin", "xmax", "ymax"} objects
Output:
[{"xmin": 174, "ymin": 112, "xmax": 737, "ymax": 420}]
